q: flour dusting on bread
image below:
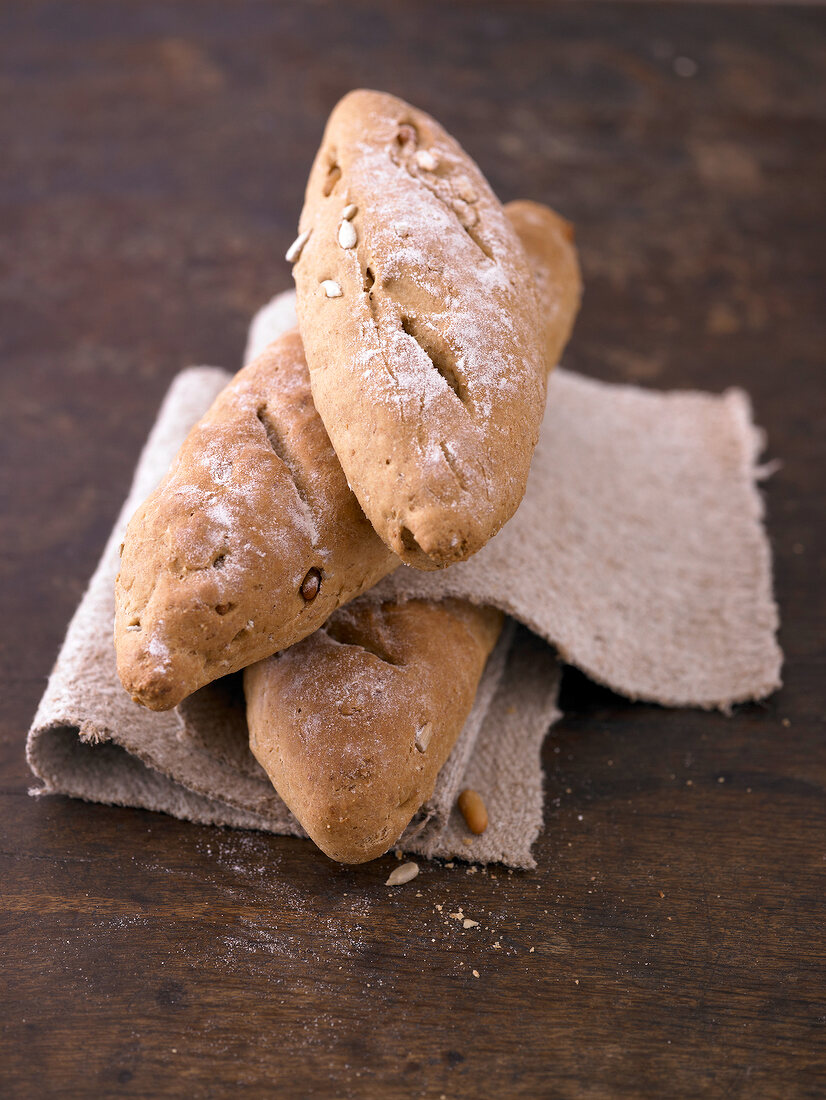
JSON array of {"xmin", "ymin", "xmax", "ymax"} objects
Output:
[{"xmin": 293, "ymin": 90, "xmax": 547, "ymax": 569}]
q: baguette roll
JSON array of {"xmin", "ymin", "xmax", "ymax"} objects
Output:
[
  {"xmin": 115, "ymin": 330, "xmax": 397, "ymax": 710},
  {"xmin": 245, "ymin": 598, "xmax": 504, "ymax": 863},
  {"xmin": 293, "ymin": 90, "xmax": 547, "ymax": 570}
]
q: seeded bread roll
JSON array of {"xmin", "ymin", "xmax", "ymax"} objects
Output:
[
  {"xmin": 115, "ymin": 329, "xmax": 398, "ymax": 710},
  {"xmin": 292, "ymin": 89, "xmax": 547, "ymax": 571},
  {"xmin": 245, "ymin": 598, "xmax": 504, "ymax": 863}
]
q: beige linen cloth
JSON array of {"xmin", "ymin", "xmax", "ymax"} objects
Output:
[{"xmin": 27, "ymin": 292, "xmax": 781, "ymax": 868}]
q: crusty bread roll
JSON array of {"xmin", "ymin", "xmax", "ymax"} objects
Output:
[
  {"xmin": 245, "ymin": 598, "xmax": 504, "ymax": 863},
  {"xmin": 115, "ymin": 330, "xmax": 397, "ymax": 710},
  {"xmin": 292, "ymin": 89, "xmax": 547, "ymax": 571},
  {"xmin": 115, "ymin": 200, "xmax": 579, "ymax": 710},
  {"xmin": 505, "ymin": 200, "xmax": 582, "ymax": 376}
]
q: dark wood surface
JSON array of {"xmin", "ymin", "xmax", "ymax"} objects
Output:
[{"xmin": 2, "ymin": 3, "xmax": 824, "ymax": 1097}]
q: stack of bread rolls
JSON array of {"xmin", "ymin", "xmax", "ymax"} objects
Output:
[{"xmin": 115, "ymin": 90, "xmax": 581, "ymax": 863}]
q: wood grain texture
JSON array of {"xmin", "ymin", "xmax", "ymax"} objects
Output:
[{"xmin": 1, "ymin": 2, "xmax": 824, "ymax": 1097}]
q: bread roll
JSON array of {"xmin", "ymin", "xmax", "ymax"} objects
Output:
[
  {"xmin": 115, "ymin": 330, "xmax": 397, "ymax": 710},
  {"xmin": 245, "ymin": 598, "xmax": 504, "ymax": 863},
  {"xmin": 292, "ymin": 89, "xmax": 547, "ymax": 570}
]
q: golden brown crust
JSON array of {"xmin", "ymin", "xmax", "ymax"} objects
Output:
[
  {"xmin": 114, "ymin": 329, "xmax": 397, "ymax": 710},
  {"xmin": 293, "ymin": 90, "xmax": 547, "ymax": 570},
  {"xmin": 503, "ymin": 200, "xmax": 582, "ymax": 376},
  {"xmin": 244, "ymin": 599, "xmax": 504, "ymax": 863}
]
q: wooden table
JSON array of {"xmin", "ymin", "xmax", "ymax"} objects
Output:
[{"xmin": 2, "ymin": 3, "xmax": 824, "ymax": 1096}]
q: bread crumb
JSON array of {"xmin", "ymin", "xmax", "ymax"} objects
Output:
[
  {"xmin": 463, "ymin": 919, "xmax": 479, "ymax": 929},
  {"xmin": 472, "ymin": 969, "xmax": 480, "ymax": 978}
]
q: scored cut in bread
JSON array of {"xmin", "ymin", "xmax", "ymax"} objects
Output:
[
  {"xmin": 292, "ymin": 89, "xmax": 548, "ymax": 571},
  {"xmin": 244, "ymin": 598, "xmax": 504, "ymax": 863}
]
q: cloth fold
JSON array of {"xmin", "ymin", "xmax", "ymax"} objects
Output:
[{"xmin": 26, "ymin": 291, "xmax": 781, "ymax": 867}]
